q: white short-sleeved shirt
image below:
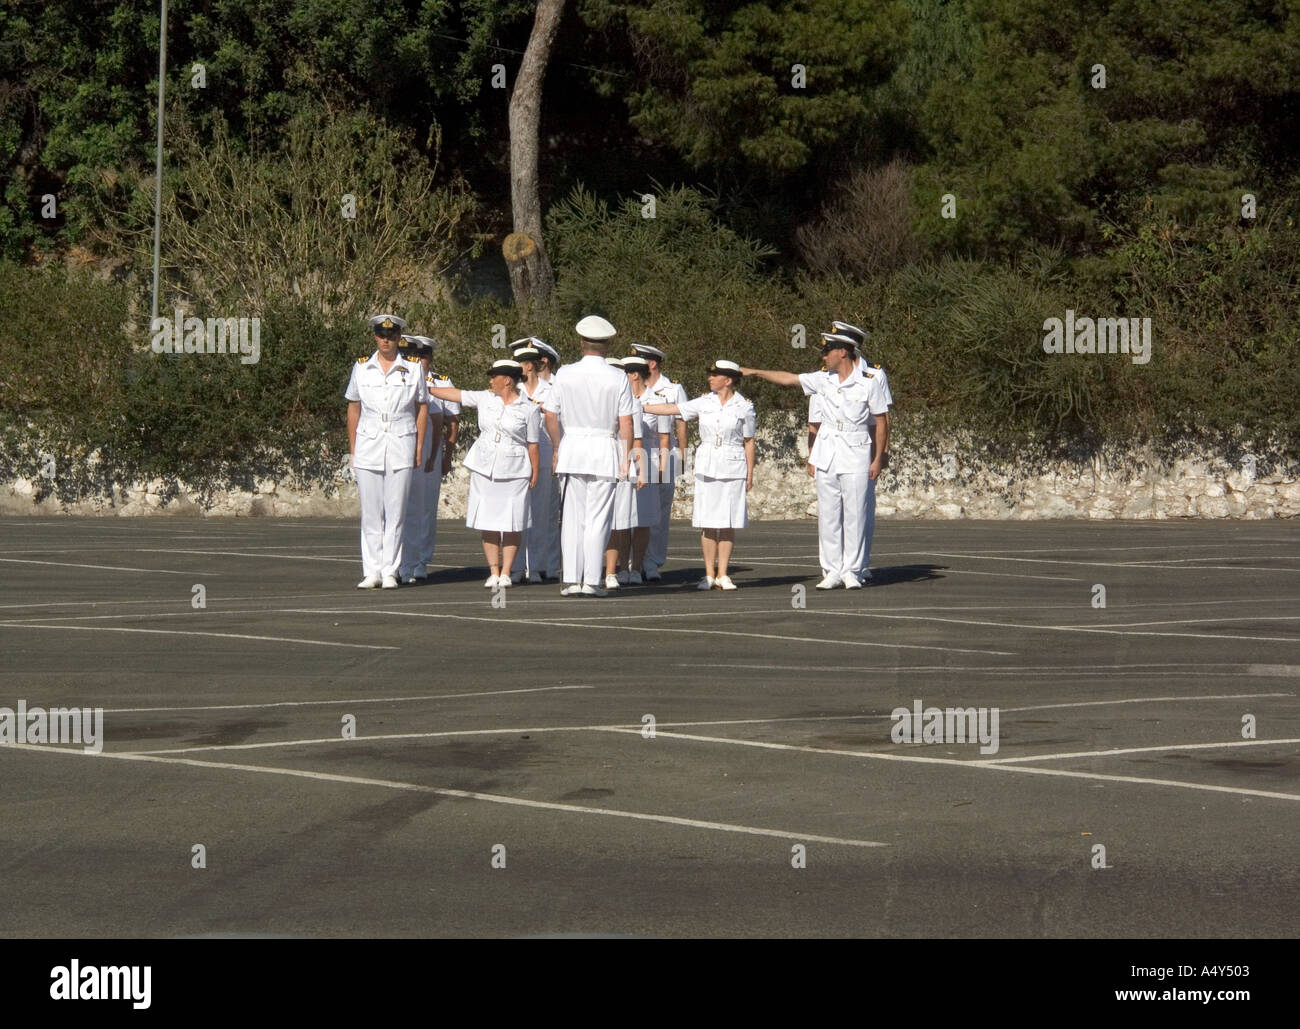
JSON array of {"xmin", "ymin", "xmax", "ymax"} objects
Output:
[
  {"xmin": 643, "ymin": 375, "xmax": 689, "ymax": 482},
  {"xmin": 808, "ymin": 359, "xmax": 892, "ymax": 426},
  {"xmin": 799, "ymin": 370, "xmax": 888, "ymax": 474},
  {"xmin": 427, "ymin": 370, "xmax": 460, "ymax": 418},
  {"xmin": 459, "ymin": 390, "xmax": 540, "ymax": 480},
  {"xmin": 543, "ymin": 354, "xmax": 636, "ymax": 478},
  {"xmin": 345, "ymin": 353, "xmax": 429, "ymax": 471},
  {"xmin": 522, "ymin": 378, "xmax": 554, "ymax": 453},
  {"xmin": 677, "ymin": 391, "xmax": 755, "ymax": 480}
]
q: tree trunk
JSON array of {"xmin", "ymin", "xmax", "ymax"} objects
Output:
[{"xmin": 506, "ymin": 0, "xmax": 564, "ymax": 312}]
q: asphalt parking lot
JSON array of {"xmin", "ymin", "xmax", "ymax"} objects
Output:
[{"xmin": 1, "ymin": 516, "xmax": 1296, "ymax": 938}]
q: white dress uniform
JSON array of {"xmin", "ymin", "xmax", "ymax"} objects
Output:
[
  {"xmin": 459, "ymin": 390, "xmax": 541, "ymax": 532},
  {"xmin": 544, "ymin": 354, "xmax": 635, "ymax": 586},
  {"xmin": 401, "ymin": 369, "xmax": 458, "ymax": 577},
  {"xmin": 857, "ymin": 358, "xmax": 891, "ymax": 573},
  {"xmin": 801, "ymin": 368, "xmax": 889, "ymax": 580},
  {"xmin": 643, "ymin": 374, "xmax": 689, "ymax": 566},
  {"xmin": 612, "ymin": 396, "xmax": 647, "ymax": 530},
  {"xmin": 511, "ymin": 377, "xmax": 557, "ymax": 578},
  {"xmin": 346, "ymin": 352, "xmax": 429, "ymax": 578},
  {"xmin": 677, "ymin": 392, "xmax": 756, "ymax": 528}
]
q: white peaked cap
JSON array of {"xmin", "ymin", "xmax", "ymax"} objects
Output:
[{"xmin": 575, "ymin": 315, "xmax": 617, "ymax": 341}]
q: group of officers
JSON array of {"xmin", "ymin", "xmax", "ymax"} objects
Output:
[{"xmin": 344, "ymin": 313, "xmax": 892, "ymax": 595}]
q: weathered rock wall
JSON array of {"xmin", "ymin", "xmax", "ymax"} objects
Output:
[{"xmin": 2, "ymin": 413, "xmax": 1296, "ymax": 519}]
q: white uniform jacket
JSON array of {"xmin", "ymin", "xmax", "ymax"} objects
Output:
[
  {"xmin": 544, "ymin": 355, "xmax": 635, "ymax": 478},
  {"xmin": 522, "ymin": 379, "xmax": 554, "ymax": 457},
  {"xmin": 809, "ymin": 359, "xmax": 893, "ymax": 430},
  {"xmin": 427, "ymin": 370, "xmax": 460, "ymax": 419},
  {"xmin": 678, "ymin": 392, "xmax": 756, "ymax": 480},
  {"xmin": 644, "ymin": 376, "xmax": 689, "ymax": 483},
  {"xmin": 800, "ymin": 370, "xmax": 888, "ymax": 475},
  {"xmin": 346, "ymin": 353, "xmax": 429, "ymax": 471},
  {"xmin": 459, "ymin": 390, "xmax": 541, "ymax": 481}
]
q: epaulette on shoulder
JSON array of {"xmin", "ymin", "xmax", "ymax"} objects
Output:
[
  {"xmin": 403, "ymin": 354, "xmax": 420, "ymax": 364},
  {"xmin": 357, "ymin": 356, "xmax": 370, "ymax": 364},
  {"xmin": 872, "ymin": 363, "xmax": 883, "ymax": 369},
  {"xmin": 671, "ymin": 378, "xmax": 680, "ymax": 384}
]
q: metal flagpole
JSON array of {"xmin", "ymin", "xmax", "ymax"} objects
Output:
[{"xmin": 150, "ymin": 0, "xmax": 168, "ymax": 325}]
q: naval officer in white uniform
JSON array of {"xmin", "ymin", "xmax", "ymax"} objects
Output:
[
  {"xmin": 509, "ymin": 339, "xmax": 558, "ymax": 583},
  {"xmin": 346, "ymin": 314, "xmax": 429, "ymax": 588},
  {"xmin": 398, "ymin": 335, "xmax": 458, "ymax": 582},
  {"xmin": 543, "ymin": 316, "xmax": 636, "ymax": 596},
  {"xmin": 634, "ymin": 344, "xmax": 689, "ymax": 580},
  {"xmin": 808, "ymin": 320, "xmax": 893, "ymax": 579},
  {"xmin": 742, "ymin": 335, "xmax": 887, "ymax": 589}
]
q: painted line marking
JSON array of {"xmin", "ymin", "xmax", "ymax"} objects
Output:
[
  {"xmin": 278, "ymin": 608, "xmax": 1015, "ymax": 656},
  {"xmin": 0, "ymin": 745, "xmax": 885, "ymax": 849},
  {"xmin": 0, "ymin": 623, "xmax": 397, "ymax": 650},
  {"xmin": 103, "ymin": 684, "xmax": 594, "ymax": 714},
  {"xmin": 118, "ymin": 693, "xmax": 1291, "ymax": 755},
  {"xmin": 0, "ymin": 558, "xmax": 206, "ymax": 575},
  {"xmin": 599, "ymin": 729, "xmax": 1300, "ymax": 803},
  {"xmin": 986, "ymin": 737, "xmax": 1300, "ymax": 764}
]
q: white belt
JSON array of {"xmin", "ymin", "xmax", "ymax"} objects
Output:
[
  {"xmin": 563, "ymin": 426, "xmax": 616, "ymax": 438},
  {"xmin": 833, "ymin": 431, "xmax": 870, "ymax": 444}
]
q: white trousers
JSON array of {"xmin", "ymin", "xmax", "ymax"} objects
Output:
[
  {"xmin": 862, "ymin": 475, "xmax": 877, "ymax": 572},
  {"xmin": 646, "ymin": 481, "xmax": 675, "ymax": 567},
  {"xmin": 512, "ymin": 460, "xmax": 557, "ymax": 576},
  {"xmin": 400, "ymin": 462, "xmax": 443, "ymax": 576},
  {"xmin": 816, "ymin": 468, "xmax": 870, "ymax": 579},
  {"xmin": 560, "ymin": 474, "xmax": 616, "ymax": 586},
  {"xmin": 357, "ymin": 456, "xmax": 413, "ymax": 578}
]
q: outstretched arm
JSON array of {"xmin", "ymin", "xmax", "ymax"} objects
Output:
[
  {"xmin": 641, "ymin": 402, "xmax": 680, "ymax": 416},
  {"xmin": 739, "ymin": 367, "xmax": 800, "ymax": 387}
]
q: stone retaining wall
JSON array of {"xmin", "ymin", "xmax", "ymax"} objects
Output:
[{"xmin": 3, "ymin": 414, "xmax": 1296, "ymax": 519}]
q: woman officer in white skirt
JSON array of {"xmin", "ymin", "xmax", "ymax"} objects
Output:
[
  {"xmin": 428, "ymin": 360, "xmax": 540, "ymax": 587},
  {"xmin": 643, "ymin": 360, "xmax": 755, "ymax": 590}
]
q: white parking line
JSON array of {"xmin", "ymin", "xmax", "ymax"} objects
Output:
[
  {"xmin": 279, "ymin": 608, "xmax": 1015, "ymax": 656},
  {"xmin": 0, "ymin": 623, "xmax": 397, "ymax": 650},
  {"xmin": 3, "ymin": 744, "xmax": 886, "ymax": 849},
  {"xmin": 103, "ymin": 684, "xmax": 594, "ymax": 714},
  {"xmin": 0, "ymin": 557, "xmax": 206, "ymax": 575}
]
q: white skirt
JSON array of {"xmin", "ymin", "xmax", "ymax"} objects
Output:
[
  {"xmin": 612, "ymin": 478, "xmax": 638, "ymax": 530},
  {"xmin": 467, "ymin": 472, "xmax": 531, "ymax": 532},
  {"xmin": 692, "ymin": 475, "xmax": 747, "ymax": 529}
]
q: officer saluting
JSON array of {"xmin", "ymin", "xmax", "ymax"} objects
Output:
[
  {"xmin": 633, "ymin": 344, "xmax": 689, "ymax": 581},
  {"xmin": 543, "ymin": 316, "xmax": 636, "ymax": 596},
  {"xmin": 741, "ymin": 333, "xmax": 887, "ymax": 589},
  {"xmin": 346, "ymin": 314, "xmax": 429, "ymax": 588}
]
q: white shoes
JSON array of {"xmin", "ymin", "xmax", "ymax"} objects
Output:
[
  {"xmin": 842, "ymin": 572, "xmax": 862, "ymax": 590},
  {"xmin": 356, "ymin": 575, "xmax": 382, "ymax": 589},
  {"xmin": 581, "ymin": 583, "xmax": 608, "ymax": 597},
  {"xmin": 697, "ymin": 576, "xmax": 714, "ymax": 590},
  {"xmin": 484, "ymin": 574, "xmax": 500, "ymax": 588},
  {"xmin": 815, "ymin": 574, "xmax": 842, "ymax": 590},
  {"xmin": 381, "ymin": 575, "xmax": 399, "ymax": 589},
  {"xmin": 561, "ymin": 584, "xmax": 584, "ymax": 596},
  {"xmin": 605, "ymin": 574, "xmax": 621, "ymax": 590},
  {"xmin": 715, "ymin": 575, "xmax": 738, "ymax": 590}
]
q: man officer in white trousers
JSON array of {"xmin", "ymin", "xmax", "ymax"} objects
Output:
[
  {"xmin": 742, "ymin": 333, "xmax": 887, "ymax": 589},
  {"xmin": 544, "ymin": 316, "xmax": 636, "ymax": 596},
  {"xmin": 634, "ymin": 344, "xmax": 689, "ymax": 581},
  {"xmin": 816, "ymin": 320, "xmax": 892, "ymax": 578},
  {"xmin": 346, "ymin": 314, "xmax": 429, "ymax": 588}
]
